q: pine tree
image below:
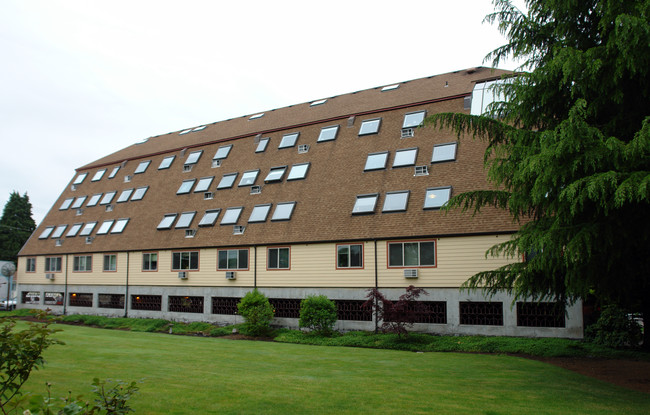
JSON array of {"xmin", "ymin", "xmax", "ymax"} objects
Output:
[
  {"xmin": 427, "ymin": 0, "xmax": 650, "ymax": 345},
  {"xmin": 0, "ymin": 192, "xmax": 37, "ymax": 264}
]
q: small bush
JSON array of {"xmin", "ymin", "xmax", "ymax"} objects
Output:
[
  {"xmin": 237, "ymin": 290, "xmax": 274, "ymax": 336},
  {"xmin": 585, "ymin": 304, "xmax": 642, "ymax": 349},
  {"xmin": 299, "ymin": 295, "xmax": 338, "ymax": 335}
]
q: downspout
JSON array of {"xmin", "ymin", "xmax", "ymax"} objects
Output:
[
  {"xmin": 63, "ymin": 255, "xmax": 69, "ymax": 315},
  {"xmin": 254, "ymin": 246, "xmax": 257, "ymax": 288},
  {"xmin": 374, "ymin": 240, "xmax": 378, "ymax": 333},
  {"xmin": 124, "ymin": 252, "xmax": 130, "ymax": 318}
]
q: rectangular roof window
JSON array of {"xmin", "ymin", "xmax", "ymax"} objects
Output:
[
  {"xmin": 287, "ymin": 163, "xmax": 310, "ymax": 181},
  {"xmin": 97, "ymin": 220, "xmax": 114, "ymax": 235},
  {"xmin": 265, "ymin": 166, "xmax": 286, "ymax": 183},
  {"xmin": 177, "ymin": 179, "xmax": 196, "ymax": 194},
  {"xmin": 359, "ymin": 118, "xmax": 381, "ymax": 136},
  {"xmin": 108, "ymin": 166, "xmax": 120, "ymax": 179},
  {"xmin": 248, "ymin": 204, "xmax": 271, "ymax": 223},
  {"xmin": 66, "ymin": 223, "xmax": 83, "ymax": 237},
  {"xmin": 157, "ymin": 214, "xmax": 177, "ymax": 230},
  {"xmin": 194, "ymin": 177, "xmax": 214, "ymax": 193},
  {"xmin": 432, "ymin": 142, "xmax": 458, "ymax": 163},
  {"xmin": 353, "ymin": 194, "xmax": 378, "ymax": 214},
  {"xmin": 192, "ymin": 125, "xmax": 206, "ymax": 132},
  {"xmin": 383, "ymin": 191, "xmax": 410, "ymax": 212},
  {"xmin": 100, "ymin": 191, "xmax": 116, "ymax": 205},
  {"xmin": 317, "ymin": 125, "xmax": 339, "ymax": 142},
  {"xmin": 60, "ymin": 198, "xmax": 74, "ymax": 210},
  {"xmin": 279, "ymin": 133, "xmax": 299, "ymax": 149},
  {"xmin": 256, "ymin": 137, "xmax": 270, "ymax": 153},
  {"xmin": 159, "ymin": 155, "xmax": 176, "ymax": 170},
  {"xmin": 393, "ymin": 148, "xmax": 418, "ymax": 168},
  {"xmin": 249, "ymin": 113, "xmax": 264, "ymax": 120},
  {"xmin": 71, "ymin": 196, "xmax": 86, "ymax": 209},
  {"xmin": 92, "ymin": 169, "xmax": 107, "ymax": 182},
  {"xmin": 39, "ymin": 226, "xmax": 55, "ymax": 239},
  {"xmin": 87, "ymin": 194, "xmax": 102, "ymax": 207},
  {"xmin": 217, "ymin": 173, "xmax": 238, "ymax": 189},
  {"xmin": 238, "ymin": 170, "xmax": 259, "ymax": 187},
  {"xmin": 179, "ymin": 129, "xmax": 192, "ymax": 135},
  {"xmin": 73, "ymin": 173, "xmax": 87, "ymax": 185},
  {"xmin": 131, "ymin": 186, "xmax": 148, "ymax": 201},
  {"xmin": 310, "ymin": 99, "xmax": 327, "ymax": 106},
  {"xmin": 213, "ymin": 145, "xmax": 232, "ymax": 160},
  {"xmin": 271, "ymin": 201, "xmax": 296, "ymax": 221},
  {"xmin": 402, "ymin": 111, "xmax": 426, "ymax": 129},
  {"xmin": 365, "ymin": 152, "xmax": 389, "ymax": 171},
  {"xmin": 424, "ymin": 187, "xmax": 452, "ymax": 209},
  {"xmin": 381, "ymin": 84, "xmax": 399, "ymax": 91},
  {"xmin": 134, "ymin": 160, "xmax": 151, "ymax": 174},
  {"xmin": 117, "ymin": 189, "xmax": 133, "ymax": 203},
  {"xmin": 185, "ymin": 150, "xmax": 203, "ymax": 165},
  {"xmin": 79, "ymin": 222, "xmax": 97, "ymax": 236},
  {"xmin": 111, "ymin": 218, "xmax": 129, "ymax": 234},
  {"xmin": 221, "ymin": 207, "xmax": 243, "ymax": 225},
  {"xmin": 199, "ymin": 209, "xmax": 220, "ymax": 227},
  {"xmin": 176, "ymin": 211, "xmax": 196, "ymax": 229}
]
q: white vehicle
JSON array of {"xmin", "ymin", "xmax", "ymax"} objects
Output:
[{"xmin": 0, "ymin": 298, "xmax": 16, "ymax": 311}]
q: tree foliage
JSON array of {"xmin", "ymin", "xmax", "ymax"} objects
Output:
[
  {"xmin": 0, "ymin": 192, "xmax": 36, "ymax": 264},
  {"xmin": 426, "ymin": 0, "xmax": 650, "ymax": 344},
  {"xmin": 237, "ymin": 289, "xmax": 274, "ymax": 336},
  {"xmin": 363, "ymin": 286, "xmax": 429, "ymax": 338},
  {"xmin": 299, "ymin": 295, "xmax": 338, "ymax": 336}
]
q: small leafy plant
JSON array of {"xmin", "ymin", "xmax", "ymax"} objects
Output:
[
  {"xmin": 363, "ymin": 285, "xmax": 429, "ymax": 338},
  {"xmin": 299, "ymin": 295, "xmax": 338, "ymax": 336},
  {"xmin": 237, "ymin": 289, "xmax": 274, "ymax": 336},
  {"xmin": 585, "ymin": 304, "xmax": 643, "ymax": 349}
]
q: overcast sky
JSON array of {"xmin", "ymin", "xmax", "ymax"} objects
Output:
[{"xmin": 0, "ymin": 0, "xmax": 520, "ymax": 225}]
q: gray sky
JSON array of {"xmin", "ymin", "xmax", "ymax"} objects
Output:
[{"xmin": 0, "ymin": 0, "xmax": 519, "ymax": 225}]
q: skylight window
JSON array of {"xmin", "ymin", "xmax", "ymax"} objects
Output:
[
  {"xmin": 287, "ymin": 163, "xmax": 310, "ymax": 181},
  {"xmin": 111, "ymin": 218, "xmax": 129, "ymax": 234},
  {"xmin": 157, "ymin": 214, "xmax": 177, "ymax": 230},
  {"xmin": 179, "ymin": 129, "xmax": 192, "ymax": 135},
  {"xmin": 238, "ymin": 170, "xmax": 259, "ymax": 186},
  {"xmin": 424, "ymin": 187, "xmax": 452, "ymax": 209},
  {"xmin": 402, "ymin": 111, "xmax": 426, "ymax": 129},
  {"xmin": 79, "ymin": 222, "xmax": 97, "ymax": 236},
  {"xmin": 96, "ymin": 220, "xmax": 114, "ymax": 235},
  {"xmin": 279, "ymin": 133, "xmax": 299, "ymax": 149},
  {"xmin": 381, "ymin": 84, "xmax": 400, "ymax": 91},
  {"xmin": 60, "ymin": 198, "xmax": 74, "ymax": 210},
  {"xmin": 432, "ymin": 142, "xmax": 458, "ymax": 163},
  {"xmin": 213, "ymin": 145, "xmax": 232, "ymax": 160},
  {"xmin": 71, "ymin": 196, "xmax": 86, "ymax": 209},
  {"xmin": 92, "ymin": 169, "xmax": 107, "ymax": 182},
  {"xmin": 108, "ymin": 166, "xmax": 120, "ymax": 179},
  {"xmin": 221, "ymin": 207, "xmax": 243, "ymax": 225},
  {"xmin": 310, "ymin": 99, "xmax": 327, "ymax": 106},
  {"xmin": 177, "ymin": 179, "xmax": 196, "ymax": 194},
  {"xmin": 39, "ymin": 226, "xmax": 55, "ymax": 239},
  {"xmin": 249, "ymin": 113, "xmax": 264, "ymax": 120},
  {"xmin": 66, "ymin": 223, "xmax": 83, "ymax": 237},
  {"xmin": 264, "ymin": 167, "xmax": 287, "ymax": 183},
  {"xmin": 185, "ymin": 150, "xmax": 203, "ymax": 165},
  {"xmin": 271, "ymin": 202, "xmax": 296, "ymax": 221},
  {"xmin": 393, "ymin": 148, "xmax": 418, "ymax": 168},
  {"xmin": 317, "ymin": 125, "xmax": 339, "ymax": 142},
  {"xmin": 383, "ymin": 191, "xmax": 410, "ymax": 212},
  {"xmin": 134, "ymin": 160, "xmax": 151, "ymax": 174},
  {"xmin": 198, "ymin": 209, "xmax": 220, "ymax": 227},
  {"xmin": 359, "ymin": 118, "xmax": 381, "ymax": 136},
  {"xmin": 159, "ymin": 155, "xmax": 176, "ymax": 170},
  {"xmin": 194, "ymin": 177, "xmax": 214, "ymax": 193},
  {"xmin": 175, "ymin": 212, "xmax": 196, "ymax": 229},
  {"xmin": 217, "ymin": 173, "xmax": 238, "ymax": 189},
  {"xmin": 100, "ymin": 191, "xmax": 116, "ymax": 205},
  {"xmin": 353, "ymin": 194, "xmax": 378, "ymax": 214},
  {"xmin": 87, "ymin": 194, "xmax": 102, "ymax": 207},
  {"xmin": 131, "ymin": 186, "xmax": 148, "ymax": 201},
  {"xmin": 73, "ymin": 173, "xmax": 87, "ymax": 185},
  {"xmin": 248, "ymin": 204, "xmax": 271, "ymax": 223},
  {"xmin": 256, "ymin": 137, "xmax": 270, "ymax": 153},
  {"xmin": 192, "ymin": 125, "xmax": 207, "ymax": 132},
  {"xmin": 117, "ymin": 189, "xmax": 133, "ymax": 203},
  {"xmin": 365, "ymin": 152, "xmax": 389, "ymax": 171}
]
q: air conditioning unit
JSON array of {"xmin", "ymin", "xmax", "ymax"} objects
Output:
[
  {"xmin": 178, "ymin": 271, "xmax": 188, "ymax": 279},
  {"xmin": 204, "ymin": 192, "xmax": 214, "ymax": 200},
  {"xmin": 124, "ymin": 175, "xmax": 132, "ymax": 183},
  {"xmin": 71, "ymin": 184, "xmax": 77, "ymax": 191},
  {"xmin": 105, "ymin": 204, "xmax": 114, "ymax": 212},
  {"xmin": 404, "ymin": 269, "xmax": 419, "ymax": 278},
  {"xmin": 233, "ymin": 225, "xmax": 245, "ymax": 235},
  {"xmin": 85, "ymin": 236, "xmax": 94, "ymax": 244},
  {"xmin": 414, "ymin": 165, "xmax": 429, "ymax": 176},
  {"xmin": 401, "ymin": 128, "xmax": 414, "ymax": 138},
  {"xmin": 250, "ymin": 185, "xmax": 261, "ymax": 195},
  {"xmin": 185, "ymin": 229, "xmax": 196, "ymax": 238},
  {"xmin": 225, "ymin": 271, "xmax": 236, "ymax": 280},
  {"xmin": 183, "ymin": 164, "xmax": 193, "ymax": 172},
  {"xmin": 55, "ymin": 239, "xmax": 63, "ymax": 246},
  {"xmin": 76, "ymin": 208, "xmax": 84, "ymax": 216},
  {"xmin": 298, "ymin": 144, "xmax": 310, "ymax": 154},
  {"xmin": 211, "ymin": 160, "xmax": 222, "ymax": 168},
  {"xmin": 45, "ymin": 273, "xmax": 55, "ymax": 280}
]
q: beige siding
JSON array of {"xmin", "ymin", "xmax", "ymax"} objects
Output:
[{"xmin": 66, "ymin": 253, "xmax": 127, "ymax": 286}]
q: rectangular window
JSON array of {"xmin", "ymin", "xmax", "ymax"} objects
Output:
[
  {"xmin": 51, "ymin": 225, "xmax": 67, "ymax": 239},
  {"xmin": 359, "ymin": 118, "xmax": 381, "ymax": 136},
  {"xmin": 268, "ymin": 247, "xmax": 290, "ymax": 270},
  {"xmin": 238, "ymin": 170, "xmax": 259, "ymax": 186},
  {"xmin": 365, "ymin": 152, "xmax": 389, "ymax": 171},
  {"xmin": 117, "ymin": 189, "xmax": 133, "ymax": 203},
  {"xmin": 217, "ymin": 173, "xmax": 238, "ymax": 189},
  {"xmin": 60, "ymin": 198, "xmax": 74, "ymax": 210},
  {"xmin": 134, "ymin": 160, "xmax": 151, "ymax": 174},
  {"xmin": 221, "ymin": 207, "xmax": 243, "ymax": 225},
  {"xmin": 26, "ymin": 258, "xmax": 36, "ymax": 272},
  {"xmin": 142, "ymin": 252, "xmax": 158, "ymax": 271},
  {"xmin": 100, "ymin": 191, "xmax": 116, "ymax": 205},
  {"xmin": 177, "ymin": 179, "xmax": 196, "ymax": 194},
  {"xmin": 388, "ymin": 241, "xmax": 436, "ymax": 267},
  {"xmin": 96, "ymin": 220, "xmax": 114, "ymax": 235},
  {"xmin": 45, "ymin": 257, "xmax": 62, "ymax": 272},
  {"xmin": 198, "ymin": 209, "xmax": 220, "ymax": 227},
  {"xmin": 432, "ymin": 142, "xmax": 458, "ymax": 163},
  {"xmin": 393, "ymin": 148, "xmax": 418, "ymax": 168},
  {"xmin": 39, "ymin": 226, "xmax": 55, "ymax": 239},
  {"xmin": 172, "ymin": 251, "xmax": 199, "ymax": 271},
  {"xmin": 317, "ymin": 125, "xmax": 339, "ymax": 142},
  {"xmin": 185, "ymin": 150, "xmax": 203, "ymax": 165},
  {"xmin": 383, "ymin": 191, "xmax": 409, "ymax": 212},
  {"xmin": 264, "ymin": 167, "xmax": 286, "ymax": 183},
  {"xmin": 73, "ymin": 255, "xmax": 93, "ymax": 272},
  {"xmin": 175, "ymin": 211, "xmax": 196, "ymax": 228},
  {"xmin": 279, "ymin": 133, "xmax": 299, "ymax": 149},
  {"xmin": 286, "ymin": 163, "xmax": 310, "ymax": 181},
  {"xmin": 108, "ymin": 166, "xmax": 120, "ymax": 179},
  {"xmin": 218, "ymin": 249, "xmax": 249, "ymax": 270},
  {"xmin": 103, "ymin": 254, "xmax": 117, "ymax": 272},
  {"xmin": 131, "ymin": 186, "xmax": 148, "ymax": 201},
  {"xmin": 73, "ymin": 173, "xmax": 87, "ymax": 185},
  {"xmin": 79, "ymin": 222, "xmax": 97, "ymax": 236},
  {"xmin": 337, "ymin": 244, "xmax": 363, "ymax": 268},
  {"xmin": 271, "ymin": 202, "xmax": 296, "ymax": 221},
  {"xmin": 91, "ymin": 169, "xmax": 107, "ymax": 182},
  {"xmin": 255, "ymin": 137, "xmax": 270, "ymax": 153},
  {"xmin": 66, "ymin": 223, "xmax": 83, "ymax": 237},
  {"xmin": 352, "ymin": 194, "xmax": 378, "ymax": 214},
  {"xmin": 111, "ymin": 218, "xmax": 129, "ymax": 234},
  {"xmin": 71, "ymin": 196, "xmax": 86, "ymax": 209},
  {"xmin": 248, "ymin": 204, "xmax": 271, "ymax": 223},
  {"xmin": 424, "ymin": 187, "xmax": 452, "ymax": 209},
  {"xmin": 194, "ymin": 177, "xmax": 214, "ymax": 192},
  {"xmin": 213, "ymin": 145, "xmax": 232, "ymax": 160},
  {"xmin": 87, "ymin": 193, "xmax": 102, "ymax": 207},
  {"xmin": 158, "ymin": 155, "xmax": 176, "ymax": 170},
  {"xmin": 402, "ymin": 111, "xmax": 426, "ymax": 128},
  {"xmin": 157, "ymin": 214, "xmax": 177, "ymax": 230}
]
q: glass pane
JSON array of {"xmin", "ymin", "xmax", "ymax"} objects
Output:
[
  {"xmin": 100, "ymin": 192, "xmax": 116, "ymax": 205},
  {"xmin": 199, "ymin": 210, "xmax": 220, "ymax": 226},
  {"xmin": 364, "ymin": 153, "xmax": 388, "ymax": 171},
  {"xmin": 269, "ymin": 249, "xmax": 278, "ymax": 268},
  {"xmin": 97, "ymin": 220, "xmax": 114, "ymax": 235},
  {"xmin": 159, "ymin": 156, "xmax": 175, "ymax": 169},
  {"xmin": 117, "ymin": 189, "xmax": 133, "ymax": 203},
  {"xmin": 256, "ymin": 138, "xmax": 269, "ymax": 153},
  {"xmin": 194, "ymin": 177, "xmax": 214, "ymax": 192},
  {"xmin": 432, "ymin": 143, "xmax": 457, "ymax": 162},
  {"xmin": 402, "ymin": 111, "xmax": 425, "ymax": 128},
  {"xmin": 404, "ymin": 243, "xmax": 419, "ymax": 266},
  {"xmin": 109, "ymin": 166, "xmax": 120, "ymax": 178},
  {"xmin": 185, "ymin": 151, "xmax": 202, "ymax": 165},
  {"xmin": 60, "ymin": 198, "xmax": 74, "ymax": 210},
  {"xmin": 248, "ymin": 205, "xmax": 271, "ymax": 222},
  {"xmin": 227, "ymin": 250, "xmax": 238, "ymax": 269},
  {"xmin": 218, "ymin": 251, "xmax": 228, "ymax": 269},
  {"xmin": 279, "ymin": 133, "xmax": 299, "ymax": 148},
  {"xmin": 221, "ymin": 208, "xmax": 242, "ymax": 224},
  {"xmin": 383, "ymin": 192, "xmax": 409, "ymax": 212},
  {"xmin": 265, "ymin": 168, "xmax": 286, "ymax": 182},
  {"xmin": 424, "ymin": 188, "xmax": 451, "ymax": 209},
  {"xmin": 238, "ymin": 171, "xmax": 258, "ymax": 186},
  {"xmin": 317, "ymin": 125, "xmax": 339, "ymax": 142},
  {"xmin": 353, "ymin": 195, "xmax": 377, "ymax": 214},
  {"xmin": 279, "ymin": 249, "xmax": 289, "ymax": 268},
  {"xmin": 157, "ymin": 215, "xmax": 176, "ymax": 229},
  {"xmin": 218, "ymin": 173, "xmax": 238, "ymax": 189},
  {"xmin": 337, "ymin": 245, "xmax": 349, "ymax": 268},
  {"xmin": 92, "ymin": 169, "xmax": 106, "ymax": 181},
  {"xmin": 176, "ymin": 212, "xmax": 195, "ymax": 228},
  {"xmin": 111, "ymin": 219, "xmax": 129, "ymax": 233},
  {"xmin": 51, "ymin": 225, "xmax": 67, "ymax": 238},
  {"xmin": 420, "ymin": 242, "xmax": 435, "ymax": 266},
  {"xmin": 131, "ymin": 187, "xmax": 148, "ymax": 201},
  {"xmin": 213, "ymin": 145, "xmax": 232, "ymax": 160},
  {"xmin": 134, "ymin": 161, "xmax": 150, "ymax": 174},
  {"xmin": 73, "ymin": 173, "xmax": 87, "ymax": 185},
  {"xmin": 177, "ymin": 180, "xmax": 195, "ymax": 194},
  {"xmin": 388, "ymin": 244, "xmax": 403, "ymax": 267},
  {"xmin": 272, "ymin": 202, "xmax": 295, "ymax": 221},
  {"xmin": 71, "ymin": 196, "xmax": 86, "ymax": 209},
  {"xmin": 393, "ymin": 149, "xmax": 417, "ymax": 167},
  {"xmin": 350, "ymin": 244, "xmax": 362, "ymax": 267},
  {"xmin": 79, "ymin": 222, "xmax": 96, "ymax": 236},
  {"xmin": 287, "ymin": 163, "xmax": 309, "ymax": 180},
  {"xmin": 66, "ymin": 224, "xmax": 82, "ymax": 237},
  {"xmin": 239, "ymin": 250, "xmax": 248, "ymax": 269},
  {"xmin": 359, "ymin": 119, "xmax": 380, "ymax": 135},
  {"xmin": 87, "ymin": 194, "xmax": 101, "ymax": 206}
]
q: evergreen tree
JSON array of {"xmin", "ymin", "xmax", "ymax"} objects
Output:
[
  {"xmin": 427, "ymin": 0, "xmax": 650, "ymax": 344},
  {"xmin": 0, "ymin": 192, "xmax": 36, "ymax": 264}
]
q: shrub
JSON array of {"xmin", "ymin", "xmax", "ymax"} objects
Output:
[
  {"xmin": 299, "ymin": 295, "xmax": 338, "ymax": 335},
  {"xmin": 237, "ymin": 290, "xmax": 274, "ymax": 336},
  {"xmin": 362, "ymin": 285, "xmax": 428, "ymax": 337},
  {"xmin": 585, "ymin": 304, "xmax": 642, "ymax": 349}
]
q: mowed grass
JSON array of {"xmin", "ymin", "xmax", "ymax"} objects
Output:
[{"xmin": 18, "ymin": 324, "xmax": 650, "ymax": 415}]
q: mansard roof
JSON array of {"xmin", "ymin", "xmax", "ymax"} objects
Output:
[{"xmin": 20, "ymin": 67, "xmax": 516, "ymax": 256}]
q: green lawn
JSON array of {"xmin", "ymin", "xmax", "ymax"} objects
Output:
[{"xmin": 18, "ymin": 324, "xmax": 650, "ymax": 414}]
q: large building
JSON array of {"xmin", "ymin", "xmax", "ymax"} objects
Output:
[{"xmin": 16, "ymin": 67, "xmax": 583, "ymax": 338}]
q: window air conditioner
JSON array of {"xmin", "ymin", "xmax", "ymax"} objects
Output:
[
  {"xmin": 204, "ymin": 192, "xmax": 214, "ymax": 200},
  {"xmin": 178, "ymin": 271, "xmax": 188, "ymax": 279},
  {"xmin": 250, "ymin": 186, "xmax": 261, "ymax": 195},
  {"xmin": 71, "ymin": 185, "xmax": 77, "ymax": 191},
  {"xmin": 401, "ymin": 128, "xmax": 414, "ymax": 138},
  {"xmin": 404, "ymin": 269, "xmax": 418, "ymax": 278},
  {"xmin": 233, "ymin": 225, "xmax": 245, "ymax": 235},
  {"xmin": 45, "ymin": 273, "xmax": 55, "ymax": 280},
  {"xmin": 298, "ymin": 144, "xmax": 310, "ymax": 154},
  {"xmin": 212, "ymin": 160, "xmax": 222, "ymax": 168},
  {"xmin": 55, "ymin": 239, "xmax": 63, "ymax": 246},
  {"xmin": 414, "ymin": 166, "xmax": 429, "ymax": 176},
  {"xmin": 225, "ymin": 271, "xmax": 236, "ymax": 280},
  {"xmin": 85, "ymin": 236, "xmax": 94, "ymax": 244},
  {"xmin": 183, "ymin": 164, "xmax": 193, "ymax": 172},
  {"xmin": 124, "ymin": 175, "xmax": 132, "ymax": 183}
]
